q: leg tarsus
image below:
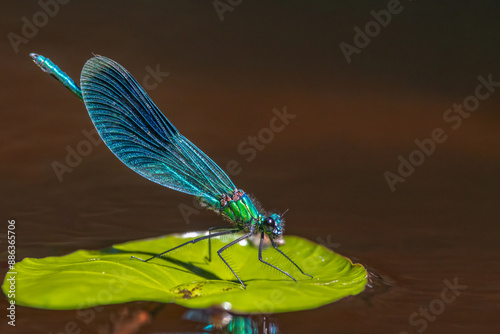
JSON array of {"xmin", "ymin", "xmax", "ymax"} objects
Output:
[
  {"xmin": 270, "ymin": 238, "xmax": 313, "ymax": 279},
  {"xmin": 259, "ymin": 232, "xmax": 297, "ymax": 282},
  {"xmin": 217, "ymin": 231, "xmax": 254, "ymax": 288},
  {"xmin": 131, "ymin": 229, "xmax": 239, "ymax": 263}
]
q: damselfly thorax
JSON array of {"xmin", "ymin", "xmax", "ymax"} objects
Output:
[
  {"xmin": 199, "ymin": 190, "xmax": 260, "ymax": 226},
  {"xmin": 199, "ymin": 189, "xmax": 285, "ymax": 238}
]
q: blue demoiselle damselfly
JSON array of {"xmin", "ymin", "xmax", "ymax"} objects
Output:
[{"xmin": 30, "ymin": 53, "xmax": 312, "ymax": 288}]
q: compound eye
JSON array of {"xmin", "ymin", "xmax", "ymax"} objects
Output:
[{"xmin": 264, "ymin": 217, "xmax": 275, "ymax": 229}]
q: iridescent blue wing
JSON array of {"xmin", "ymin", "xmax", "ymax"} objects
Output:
[{"xmin": 80, "ymin": 55, "xmax": 235, "ymax": 197}]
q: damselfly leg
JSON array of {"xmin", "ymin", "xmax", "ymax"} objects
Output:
[
  {"xmin": 132, "ymin": 229, "xmax": 254, "ymax": 288},
  {"xmin": 258, "ymin": 232, "xmax": 313, "ymax": 282},
  {"xmin": 131, "ymin": 229, "xmax": 239, "ymax": 262},
  {"xmin": 269, "ymin": 237, "xmax": 313, "ymax": 278},
  {"xmin": 206, "ymin": 226, "xmax": 240, "ymax": 263},
  {"xmin": 216, "ymin": 231, "xmax": 254, "ymax": 288},
  {"xmin": 258, "ymin": 232, "xmax": 297, "ymax": 283}
]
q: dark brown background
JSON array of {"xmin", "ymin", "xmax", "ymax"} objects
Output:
[{"xmin": 1, "ymin": 1, "xmax": 499, "ymax": 333}]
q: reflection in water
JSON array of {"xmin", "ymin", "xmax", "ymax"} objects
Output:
[
  {"xmin": 96, "ymin": 304, "xmax": 278, "ymax": 334},
  {"xmin": 366, "ymin": 267, "xmax": 392, "ymax": 290},
  {"xmin": 361, "ymin": 267, "xmax": 393, "ymax": 307},
  {"xmin": 96, "ymin": 306, "xmax": 152, "ymax": 334},
  {"xmin": 182, "ymin": 308, "xmax": 279, "ymax": 334}
]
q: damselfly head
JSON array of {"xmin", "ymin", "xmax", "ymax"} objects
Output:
[{"xmin": 261, "ymin": 213, "xmax": 284, "ymax": 239}]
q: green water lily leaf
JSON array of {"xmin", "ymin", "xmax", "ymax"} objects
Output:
[{"xmin": 2, "ymin": 233, "xmax": 367, "ymax": 313}]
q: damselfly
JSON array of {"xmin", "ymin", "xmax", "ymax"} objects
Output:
[{"xmin": 30, "ymin": 53, "xmax": 312, "ymax": 288}]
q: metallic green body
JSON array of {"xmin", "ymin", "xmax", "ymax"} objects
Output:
[{"xmin": 198, "ymin": 191, "xmax": 261, "ymax": 228}]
